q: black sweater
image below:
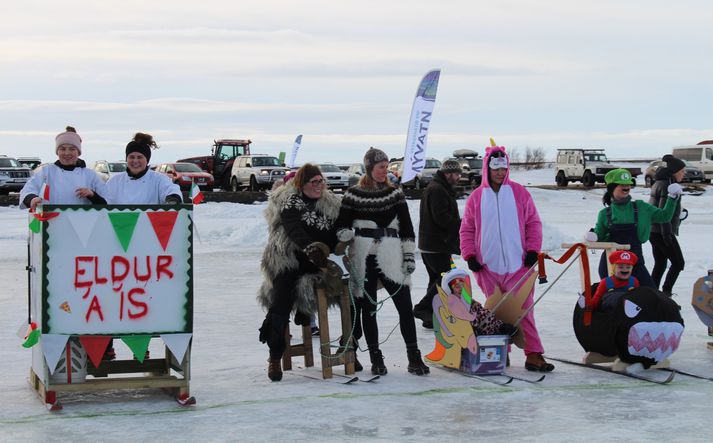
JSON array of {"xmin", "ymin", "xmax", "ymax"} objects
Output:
[
  {"xmin": 418, "ymin": 171, "xmax": 460, "ymax": 254},
  {"xmin": 280, "ymin": 193, "xmax": 338, "ymax": 250}
]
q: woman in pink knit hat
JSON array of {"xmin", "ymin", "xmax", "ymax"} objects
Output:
[{"xmin": 20, "ymin": 126, "xmax": 107, "ymax": 210}]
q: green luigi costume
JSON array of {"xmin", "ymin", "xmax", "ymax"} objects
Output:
[{"xmin": 593, "ymin": 168, "xmax": 678, "ymax": 287}]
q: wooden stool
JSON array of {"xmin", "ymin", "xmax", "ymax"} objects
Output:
[
  {"xmin": 282, "ymin": 323, "xmax": 314, "ymax": 371},
  {"xmin": 316, "ymin": 280, "xmax": 356, "ymax": 378}
]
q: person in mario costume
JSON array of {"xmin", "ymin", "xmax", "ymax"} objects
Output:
[{"xmin": 592, "ymin": 250, "xmax": 640, "ymax": 311}]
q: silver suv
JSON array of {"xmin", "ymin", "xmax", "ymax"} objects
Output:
[
  {"xmin": 0, "ymin": 155, "xmax": 32, "ymax": 194},
  {"xmin": 230, "ymin": 154, "xmax": 289, "ymax": 191},
  {"xmin": 93, "ymin": 160, "xmax": 127, "ymax": 182},
  {"xmin": 317, "ymin": 163, "xmax": 349, "ymax": 191}
]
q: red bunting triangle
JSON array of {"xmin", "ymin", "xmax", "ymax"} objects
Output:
[
  {"xmin": 146, "ymin": 211, "xmax": 179, "ymax": 251},
  {"xmin": 33, "ymin": 212, "xmax": 60, "ymax": 222},
  {"xmin": 78, "ymin": 336, "xmax": 112, "ymax": 369}
]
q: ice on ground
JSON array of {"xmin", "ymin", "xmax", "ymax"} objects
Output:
[{"xmin": 0, "ymin": 167, "xmax": 711, "ymax": 442}]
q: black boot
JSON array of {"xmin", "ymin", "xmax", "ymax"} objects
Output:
[
  {"xmin": 337, "ymin": 337, "xmax": 363, "ymax": 372},
  {"xmin": 369, "ymin": 349, "xmax": 388, "ymax": 375},
  {"xmin": 412, "ymin": 305, "xmax": 434, "ymax": 329},
  {"xmin": 407, "ymin": 349, "xmax": 430, "ymax": 375},
  {"xmin": 268, "ymin": 358, "xmax": 283, "ymax": 381}
]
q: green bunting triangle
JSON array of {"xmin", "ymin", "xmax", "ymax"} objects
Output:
[
  {"xmin": 108, "ymin": 212, "xmax": 140, "ymax": 252},
  {"xmin": 28, "ymin": 217, "xmax": 41, "ymax": 233},
  {"xmin": 121, "ymin": 335, "xmax": 151, "ymax": 363}
]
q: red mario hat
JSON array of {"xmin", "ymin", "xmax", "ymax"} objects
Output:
[{"xmin": 609, "ymin": 250, "xmax": 638, "ymax": 266}]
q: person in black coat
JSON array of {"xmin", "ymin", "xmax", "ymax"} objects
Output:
[
  {"xmin": 413, "ymin": 159, "xmax": 462, "ymax": 328},
  {"xmin": 257, "ymin": 164, "xmax": 340, "ymax": 381},
  {"xmin": 649, "ymin": 154, "xmax": 686, "ymax": 296}
]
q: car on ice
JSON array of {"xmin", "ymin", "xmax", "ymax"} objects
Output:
[
  {"xmin": 317, "ymin": 163, "xmax": 350, "ymax": 191},
  {"xmin": 389, "ymin": 157, "xmax": 442, "ymax": 189},
  {"xmin": 555, "ymin": 149, "xmax": 641, "ymax": 187},
  {"xmin": 156, "ymin": 162, "xmax": 215, "ymax": 190},
  {"xmin": 0, "ymin": 155, "xmax": 31, "ymax": 194},
  {"xmin": 230, "ymin": 154, "xmax": 289, "ymax": 191},
  {"xmin": 643, "ymin": 159, "xmax": 704, "ymax": 187},
  {"xmin": 92, "ymin": 160, "xmax": 127, "ymax": 182}
]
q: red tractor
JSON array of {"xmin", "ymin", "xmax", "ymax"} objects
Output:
[{"xmin": 178, "ymin": 139, "xmax": 251, "ymax": 190}]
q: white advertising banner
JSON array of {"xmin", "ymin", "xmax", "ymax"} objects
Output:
[
  {"xmin": 289, "ymin": 134, "xmax": 303, "ymax": 168},
  {"xmin": 401, "ymin": 69, "xmax": 441, "ymax": 183}
]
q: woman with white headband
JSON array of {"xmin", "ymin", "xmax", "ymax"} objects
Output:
[{"xmin": 459, "ymin": 143, "xmax": 553, "ymax": 372}]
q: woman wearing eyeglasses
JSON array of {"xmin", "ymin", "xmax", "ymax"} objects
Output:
[
  {"xmin": 257, "ymin": 163, "xmax": 341, "ymax": 381},
  {"xmin": 335, "ymin": 147, "xmax": 430, "ymax": 377}
]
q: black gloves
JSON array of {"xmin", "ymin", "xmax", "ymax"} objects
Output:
[
  {"xmin": 467, "ymin": 257, "xmax": 483, "ymax": 272},
  {"xmin": 304, "ymin": 242, "xmax": 328, "ymax": 268},
  {"xmin": 524, "ymin": 251, "xmax": 539, "ymax": 268}
]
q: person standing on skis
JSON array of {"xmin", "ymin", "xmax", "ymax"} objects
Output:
[{"xmin": 459, "ymin": 143, "xmax": 553, "ymax": 372}]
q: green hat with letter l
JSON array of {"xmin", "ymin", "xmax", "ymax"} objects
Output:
[{"xmin": 605, "ymin": 168, "xmax": 633, "ymax": 185}]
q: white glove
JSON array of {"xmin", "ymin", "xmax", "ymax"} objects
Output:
[
  {"xmin": 667, "ymin": 183, "xmax": 683, "ymax": 199},
  {"xmin": 337, "ymin": 228, "xmax": 355, "ymax": 242},
  {"xmin": 584, "ymin": 231, "xmax": 598, "ymax": 242}
]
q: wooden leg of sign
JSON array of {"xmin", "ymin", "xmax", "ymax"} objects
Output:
[
  {"xmin": 317, "ymin": 287, "xmax": 333, "ymax": 379},
  {"xmin": 29, "ymin": 368, "xmax": 61, "ymax": 411}
]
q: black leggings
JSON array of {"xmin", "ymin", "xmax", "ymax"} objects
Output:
[
  {"xmin": 359, "ymin": 255, "xmax": 418, "ymax": 351},
  {"xmin": 260, "ymin": 256, "xmax": 318, "ymax": 359},
  {"xmin": 650, "ymin": 232, "xmax": 685, "ymax": 292}
]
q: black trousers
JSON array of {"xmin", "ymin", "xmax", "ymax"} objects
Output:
[
  {"xmin": 414, "ymin": 252, "xmax": 452, "ymax": 314},
  {"xmin": 650, "ymin": 232, "xmax": 685, "ymax": 293},
  {"xmin": 359, "ymin": 255, "xmax": 418, "ymax": 351},
  {"xmin": 260, "ymin": 256, "xmax": 318, "ymax": 359}
]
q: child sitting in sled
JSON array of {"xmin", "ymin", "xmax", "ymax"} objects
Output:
[
  {"xmin": 441, "ymin": 268, "xmax": 518, "ymax": 337},
  {"xmin": 592, "ymin": 250, "xmax": 640, "ymax": 311}
]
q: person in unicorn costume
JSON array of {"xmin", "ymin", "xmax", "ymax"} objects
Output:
[{"xmin": 459, "ymin": 141, "xmax": 554, "ymax": 372}]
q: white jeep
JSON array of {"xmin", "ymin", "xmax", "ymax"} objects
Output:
[{"xmin": 555, "ymin": 149, "xmax": 640, "ymax": 187}]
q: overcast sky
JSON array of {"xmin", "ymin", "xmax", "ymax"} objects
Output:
[{"xmin": 2, "ymin": 0, "xmax": 712, "ymax": 166}]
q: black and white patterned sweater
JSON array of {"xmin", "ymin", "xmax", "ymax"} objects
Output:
[{"xmin": 336, "ymin": 184, "xmax": 416, "ymax": 293}]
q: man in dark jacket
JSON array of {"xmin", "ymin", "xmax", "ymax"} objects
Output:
[{"xmin": 413, "ymin": 160, "xmax": 462, "ymax": 328}]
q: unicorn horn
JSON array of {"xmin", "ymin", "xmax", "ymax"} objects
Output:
[{"xmin": 490, "ymin": 137, "xmax": 497, "ymax": 147}]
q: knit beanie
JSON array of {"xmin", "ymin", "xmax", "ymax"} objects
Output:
[
  {"xmin": 295, "ymin": 163, "xmax": 322, "ymax": 187},
  {"xmin": 363, "ymin": 147, "xmax": 389, "ymax": 177},
  {"xmin": 662, "ymin": 154, "xmax": 685, "ymax": 174},
  {"xmin": 55, "ymin": 126, "xmax": 82, "ymax": 154},
  {"xmin": 440, "ymin": 159, "xmax": 462, "ymax": 174},
  {"xmin": 125, "ymin": 133, "xmax": 155, "ymax": 162}
]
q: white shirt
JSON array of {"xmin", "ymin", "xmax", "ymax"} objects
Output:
[
  {"xmin": 479, "ymin": 185, "xmax": 524, "ymax": 275},
  {"xmin": 20, "ymin": 163, "xmax": 108, "ymax": 209},
  {"xmin": 106, "ymin": 169, "xmax": 182, "ymax": 204}
]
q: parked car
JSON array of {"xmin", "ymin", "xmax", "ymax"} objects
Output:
[
  {"xmin": 554, "ymin": 149, "xmax": 641, "ymax": 187},
  {"xmin": 671, "ymin": 144, "xmax": 713, "ymax": 183},
  {"xmin": 92, "ymin": 160, "xmax": 127, "ymax": 182},
  {"xmin": 450, "ymin": 149, "xmax": 483, "ymax": 186},
  {"xmin": 156, "ymin": 162, "xmax": 215, "ymax": 190},
  {"xmin": 644, "ymin": 159, "xmax": 704, "ymax": 187},
  {"xmin": 337, "ymin": 163, "xmax": 363, "ymax": 187},
  {"xmin": 389, "ymin": 157, "xmax": 442, "ymax": 189},
  {"xmin": 0, "ymin": 155, "xmax": 32, "ymax": 194},
  {"xmin": 337, "ymin": 163, "xmax": 398, "ymax": 187},
  {"xmin": 317, "ymin": 163, "xmax": 350, "ymax": 191},
  {"xmin": 16, "ymin": 157, "xmax": 42, "ymax": 171},
  {"xmin": 230, "ymin": 154, "xmax": 289, "ymax": 191}
]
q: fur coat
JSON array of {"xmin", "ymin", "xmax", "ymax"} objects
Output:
[{"xmin": 257, "ymin": 181, "xmax": 341, "ymax": 314}]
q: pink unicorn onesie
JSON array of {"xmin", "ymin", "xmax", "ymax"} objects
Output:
[{"xmin": 459, "ymin": 143, "xmax": 554, "ymax": 372}]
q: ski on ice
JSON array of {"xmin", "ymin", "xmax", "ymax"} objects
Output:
[
  {"xmin": 660, "ymin": 367, "xmax": 713, "ymax": 382},
  {"xmin": 357, "ymin": 375, "xmax": 381, "ymax": 382},
  {"xmin": 503, "ymin": 372, "xmax": 546, "ymax": 383},
  {"xmin": 436, "ymin": 366, "xmax": 514, "ymax": 386},
  {"xmin": 545, "ymin": 356, "xmax": 675, "ymax": 385},
  {"xmin": 291, "ymin": 371, "xmax": 359, "ymax": 384}
]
